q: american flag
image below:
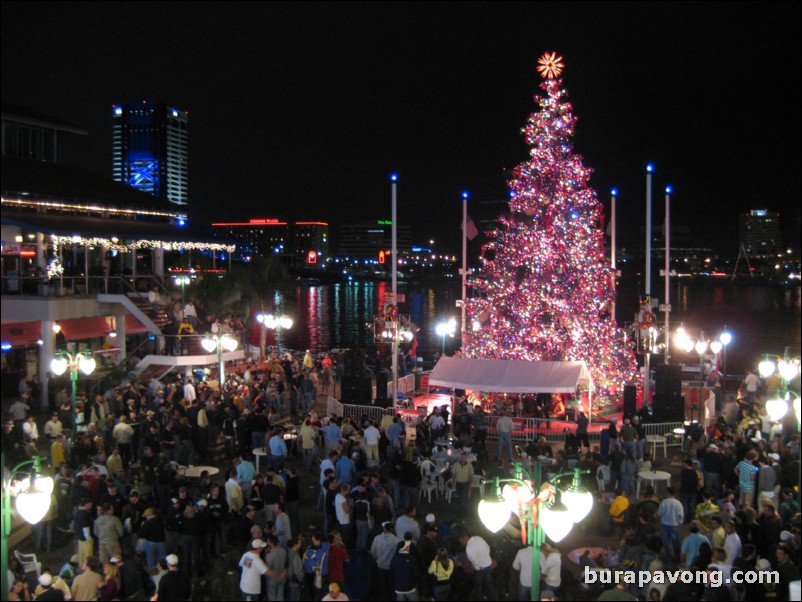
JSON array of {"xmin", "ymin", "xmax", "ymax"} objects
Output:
[{"xmin": 463, "ymin": 216, "xmax": 479, "ymax": 241}]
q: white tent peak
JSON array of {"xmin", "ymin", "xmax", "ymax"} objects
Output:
[{"xmin": 428, "ymin": 356, "xmax": 593, "ymax": 394}]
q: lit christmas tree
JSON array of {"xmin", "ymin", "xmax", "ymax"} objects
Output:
[{"xmin": 464, "ymin": 52, "xmax": 638, "ymax": 394}]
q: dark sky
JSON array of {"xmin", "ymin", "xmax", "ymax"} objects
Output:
[{"xmin": 2, "ymin": 2, "xmax": 800, "ymax": 255}]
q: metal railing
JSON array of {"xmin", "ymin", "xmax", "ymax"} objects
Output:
[{"xmin": 0, "ymin": 274, "xmax": 161, "ymax": 297}]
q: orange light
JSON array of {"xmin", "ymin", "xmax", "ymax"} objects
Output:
[
  {"xmin": 307, "ymin": 251, "xmax": 317, "ymax": 264},
  {"xmin": 379, "ymin": 250, "xmax": 385, "ymax": 264}
]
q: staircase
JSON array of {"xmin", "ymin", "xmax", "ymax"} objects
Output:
[{"xmin": 126, "ymin": 293, "xmax": 171, "ymax": 329}]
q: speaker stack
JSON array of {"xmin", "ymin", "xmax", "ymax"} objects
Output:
[
  {"xmin": 652, "ymin": 364, "xmax": 684, "ymax": 422},
  {"xmin": 375, "ymin": 370, "xmax": 389, "ymax": 401},
  {"xmin": 622, "ymin": 385, "xmax": 637, "ymax": 418},
  {"xmin": 344, "ymin": 349, "xmax": 367, "ymax": 378}
]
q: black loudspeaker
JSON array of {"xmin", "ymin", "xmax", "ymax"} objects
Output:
[
  {"xmin": 375, "ymin": 370, "xmax": 388, "ymax": 401},
  {"xmin": 623, "ymin": 385, "xmax": 637, "ymax": 418},
  {"xmin": 341, "ymin": 376, "xmax": 372, "ymax": 404},
  {"xmin": 654, "ymin": 364, "xmax": 682, "ymax": 398},
  {"xmin": 652, "ymin": 393, "xmax": 685, "ymax": 423},
  {"xmin": 344, "ymin": 349, "xmax": 367, "ymax": 377}
]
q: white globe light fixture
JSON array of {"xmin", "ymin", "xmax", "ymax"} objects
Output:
[
  {"xmin": 50, "ymin": 356, "xmax": 69, "ymax": 376},
  {"xmin": 201, "ymin": 337, "xmax": 217, "ymax": 353},
  {"xmin": 478, "ymin": 496, "xmax": 512, "ymax": 533},
  {"xmin": 759, "ymin": 358, "xmax": 777, "ymax": 379},
  {"xmin": 15, "ymin": 474, "xmax": 54, "ymax": 525},
  {"xmin": 695, "ymin": 340, "xmax": 708, "ymax": 355},
  {"xmin": 709, "ymin": 341, "xmax": 723, "ymax": 355},
  {"xmin": 540, "ymin": 500, "xmax": 574, "ymax": 542},
  {"xmin": 765, "ymin": 396, "xmax": 789, "ymax": 422},
  {"xmin": 719, "ymin": 331, "xmax": 732, "ymax": 346},
  {"xmin": 562, "ymin": 488, "xmax": 594, "ymax": 523},
  {"xmin": 778, "ymin": 359, "xmax": 800, "ymax": 382}
]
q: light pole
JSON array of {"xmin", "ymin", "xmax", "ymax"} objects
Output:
[
  {"xmin": 1, "ymin": 455, "xmax": 54, "ymax": 596},
  {"xmin": 435, "ymin": 318, "xmax": 457, "ymax": 356},
  {"xmin": 257, "ymin": 313, "xmax": 293, "ymax": 356},
  {"xmin": 610, "ymin": 188, "xmax": 617, "ymax": 322},
  {"xmin": 478, "ymin": 461, "xmax": 593, "ymax": 602},
  {"xmin": 719, "ymin": 328, "xmax": 732, "ymax": 375},
  {"xmin": 174, "ymin": 274, "xmax": 190, "ymax": 307},
  {"xmin": 644, "ymin": 164, "xmax": 654, "ymax": 406},
  {"xmin": 50, "ymin": 350, "xmax": 96, "ymax": 448},
  {"xmin": 663, "ymin": 185, "xmax": 672, "ymax": 364},
  {"xmin": 202, "ymin": 333, "xmax": 239, "ymax": 390},
  {"xmin": 390, "ymin": 173, "xmax": 399, "ymax": 404}
]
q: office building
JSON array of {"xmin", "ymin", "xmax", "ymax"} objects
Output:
[
  {"xmin": 112, "ymin": 102, "xmax": 188, "ymax": 207},
  {"xmin": 740, "ymin": 209, "xmax": 782, "ymax": 259}
]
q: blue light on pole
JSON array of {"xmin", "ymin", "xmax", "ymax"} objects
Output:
[
  {"xmin": 390, "ymin": 173, "xmax": 398, "ymax": 182},
  {"xmin": 611, "ymin": 188, "xmax": 618, "ymax": 197},
  {"xmin": 462, "ymin": 191, "xmax": 469, "ymax": 199},
  {"xmin": 646, "ymin": 163, "xmax": 655, "ymax": 173},
  {"xmin": 665, "ymin": 185, "xmax": 673, "ymax": 194}
]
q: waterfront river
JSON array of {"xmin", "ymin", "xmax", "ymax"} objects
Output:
[{"xmin": 274, "ymin": 277, "xmax": 801, "ymax": 376}]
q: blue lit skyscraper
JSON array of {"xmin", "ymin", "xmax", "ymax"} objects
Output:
[{"xmin": 112, "ymin": 102, "xmax": 188, "ymax": 207}]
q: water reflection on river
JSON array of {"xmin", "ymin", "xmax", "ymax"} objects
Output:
[{"xmin": 277, "ymin": 278, "xmax": 800, "ymax": 375}]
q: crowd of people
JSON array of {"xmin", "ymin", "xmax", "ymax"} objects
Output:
[{"xmin": 3, "ymin": 359, "xmax": 801, "ymax": 601}]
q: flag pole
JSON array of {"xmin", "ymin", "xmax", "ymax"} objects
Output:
[{"xmin": 461, "ymin": 191, "xmax": 469, "ymax": 335}]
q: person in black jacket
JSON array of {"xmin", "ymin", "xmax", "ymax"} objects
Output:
[
  {"xmin": 153, "ymin": 554, "xmax": 192, "ymax": 600},
  {"xmin": 391, "ymin": 538, "xmax": 421, "ymax": 600}
]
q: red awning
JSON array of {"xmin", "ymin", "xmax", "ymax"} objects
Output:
[
  {"xmin": 59, "ymin": 317, "xmax": 113, "ymax": 341},
  {"xmin": 1, "ymin": 321, "xmax": 44, "ymax": 347}
]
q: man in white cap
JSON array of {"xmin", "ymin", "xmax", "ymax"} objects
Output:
[
  {"xmin": 34, "ymin": 572, "xmax": 66, "ymax": 601},
  {"xmin": 151, "ymin": 554, "xmax": 191, "ymax": 601}
]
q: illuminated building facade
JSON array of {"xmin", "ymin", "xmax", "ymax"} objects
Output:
[
  {"xmin": 212, "ymin": 218, "xmax": 329, "ymax": 266},
  {"xmin": 338, "ymin": 221, "xmax": 412, "ymax": 260},
  {"xmin": 112, "ymin": 102, "xmax": 189, "ymax": 208},
  {"xmin": 739, "ymin": 209, "xmax": 782, "ymax": 259}
]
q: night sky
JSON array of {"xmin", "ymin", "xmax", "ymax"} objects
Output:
[{"xmin": 2, "ymin": 2, "xmax": 800, "ymax": 256}]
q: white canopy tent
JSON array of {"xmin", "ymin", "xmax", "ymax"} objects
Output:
[{"xmin": 428, "ymin": 356, "xmax": 595, "ymax": 421}]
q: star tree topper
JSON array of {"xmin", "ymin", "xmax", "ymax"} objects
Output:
[{"xmin": 537, "ymin": 51, "xmax": 564, "ymax": 79}]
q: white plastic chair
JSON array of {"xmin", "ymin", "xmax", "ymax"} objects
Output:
[
  {"xmin": 14, "ymin": 550, "xmax": 41, "ymax": 578},
  {"xmin": 419, "ymin": 476, "xmax": 439, "ymax": 503},
  {"xmin": 469, "ymin": 475, "xmax": 485, "ymax": 499},
  {"xmin": 444, "ymin": 478, "xmax": 457, "ymax": 504},
  {"xmin": 596, "ymin": 465, "xmax": 611, "ymax": 492}
]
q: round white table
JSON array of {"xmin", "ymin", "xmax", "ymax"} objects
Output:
[
  {"xmin": 253, "ymin": 447, "xmax": 268, "ymax": 473},
  {"xmin": 636, "ymin": 469, "xmax": 671, "ymax": 497},
  {"xmin": 178, "ymin": 465, "xmax": 220, "ymax": 479}
]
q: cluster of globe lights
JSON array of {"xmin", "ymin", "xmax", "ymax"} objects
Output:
[
  {"xmin": 478, "ymin": 469, "xmax": 593, "ymax": 542},
  {"xmin": 758, "ymin": 355, "xmax": 802, "ymax": 422},
  {"xmin": 201, "ymin": 333, "xmax": 240, "ymax": 353},
  {"xmin": 674, "ymin": 325, "xmax": 731, "ymax": 356},
  {"xmin": 256, "ymin": 313, "xmax": 293, "ymax": 332},
  {"xmin": 50, "ymin": 351, "xmax": 97, "ymax": 377}
]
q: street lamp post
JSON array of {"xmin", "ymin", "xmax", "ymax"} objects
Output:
[
  {"xmin": 718, "ymin": 328, "xmax": 732, "ymax": 375},
  {"xmin": 478, "ymin": 461, "xmax": 593, "ymax": 602},
  {"xmin": 256, "ymin": 313, "xmax": 293, "ymax": 356},
  {"xmin": 435, "ymin": 318, "xmax": 457, "ymax": 356},
  {"xmin": 1, "ymin": 454, "xmax": 54, "ymax": 596},
  {"xmin": 174, "ymin": 274, "xmax": 190, "ymax": 308},
  {"xmin": 759, "ymin": 350, "xmax": 801, "ymax": 434},
  {"xmin": 201, "ymin": 333, "xmax": 239, "ymax": 390},
  {"xmin": 50, "ymin": 350, "xmax": 96, "ymax": 448}
]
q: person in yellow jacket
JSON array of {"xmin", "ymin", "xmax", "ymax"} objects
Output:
[
  {"xmin": 609, "ymin": 488, "xmax": 630, "ymax": 537},
  {"xmin": 428, "ymin": 548, "xmax": 454, "ymax": 601}
]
